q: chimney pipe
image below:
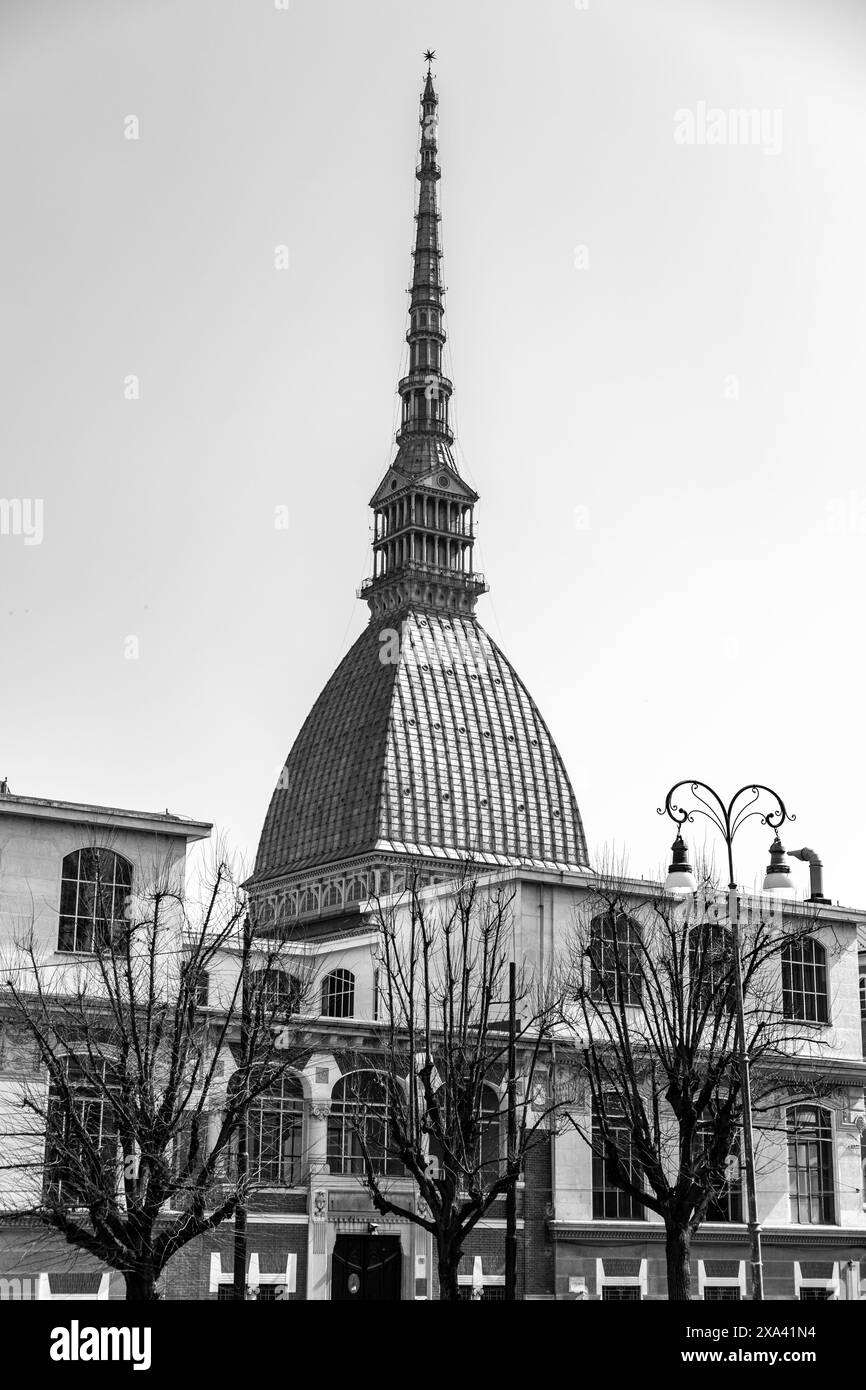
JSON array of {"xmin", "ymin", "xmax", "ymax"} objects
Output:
[{"xmin": 786, "ymin": 848, "xmax": 829, "ymax": 903}]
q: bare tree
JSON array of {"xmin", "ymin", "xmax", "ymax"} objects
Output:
[
  {"xmin": 339, "ymin": 867, "xmax": 566, "ymax": 1301},
  {"xmin": 0, "ymin": 848, "xmax": 310, "ymax": 1300},
  {"xmin": 561, "ymin": 857, "xmax": 838, "ymax": 1300}
]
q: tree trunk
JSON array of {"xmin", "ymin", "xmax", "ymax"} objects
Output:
[
  {"xmin": 664, "ymin": 1222, "xmax": 692, "ymax": 1301},
  {"xmin": 232, "ymin": 1176, "xmax": 248, "ymax": 1300},
  {"xmin": 436, "ymin": 1245, "xmax": 461, "ymax": 1301},
  {"xmin": 124, "ymin": 1268, "xmax": 160, "ymax": 1301}
]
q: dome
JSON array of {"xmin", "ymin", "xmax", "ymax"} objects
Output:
[
  {"xmin": 252, "ymin": 70, "xmax": 589, "ymax": 902},
  {"xmin": 254, "ymin": 609, "xmax": 588, "ymax": 884}
]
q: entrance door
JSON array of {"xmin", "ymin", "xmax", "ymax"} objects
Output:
[{"xmin": 331, "ymin": 1235, "xmax": 402, "ymax": 1301}]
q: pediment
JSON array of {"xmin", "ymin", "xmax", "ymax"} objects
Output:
[{"xmin": 370, "ymin": 464, "xmax": 477, "ymax": 508}]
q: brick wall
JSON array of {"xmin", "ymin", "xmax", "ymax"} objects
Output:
[
  {"xmin": 427, "ymin": 1139, "xmax": 554, "ymax": 1299},
  {"xmin": 161, "ymin": 1225, "xmax": 308, "ymax": 1301},
  {"xmin": 522, "ymin": 1136, "xmax": 554, "ymax": 1297}
]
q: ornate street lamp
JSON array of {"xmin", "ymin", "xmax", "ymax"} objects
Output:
[
  {"xmin": 763, "ymin": 836, "xmax": 796, "ymax": 896},
  {"xmin": 658, "ymin": 780, "xmax": 795, "ymax": 1302}
]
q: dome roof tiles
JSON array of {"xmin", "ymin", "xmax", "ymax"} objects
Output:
[{"xmin": 254, "ymin": 610, "xmax": 588, "ymax": 883}]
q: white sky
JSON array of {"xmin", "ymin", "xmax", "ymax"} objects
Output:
[{"xmin": 2, "ymin": 0, "xmax": 865, "ymax": 906}]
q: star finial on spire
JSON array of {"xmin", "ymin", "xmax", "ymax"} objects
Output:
[{"xmin": 424, "ymin": 49, "xmax": 436, "ymax": 67}]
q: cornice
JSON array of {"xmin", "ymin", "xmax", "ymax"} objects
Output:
[{"xmin": 549, "ymin": 1222, "xmax": 866, "ymax": 1249}]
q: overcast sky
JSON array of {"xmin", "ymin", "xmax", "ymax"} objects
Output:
[{"xmin": 2, "ymin": 0, "xmax": 865, "ymax": 906}]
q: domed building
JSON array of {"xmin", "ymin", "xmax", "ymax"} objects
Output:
[
  {"xmin": 250, "ymin": 63, "xmax": 588, "ymax": 937},
  {"xmin": 185, "ymin": 58, "xmax": 866, "ymax": 1309},
  {"xmin": 1, "ymin": 56, "xmax": 863, "ymax": 1311}
]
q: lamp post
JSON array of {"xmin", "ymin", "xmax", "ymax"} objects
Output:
[
  {"xmin": 505, "ymin": 960, "xmax": 518, "ymax": 1302},
  {"xmin": 232, "ymin": 913, "xmax": 253, "ymax": 1300},
  {"xmin": 658, "ymin": 781, "xmax": 795, "ymax": 1303}
]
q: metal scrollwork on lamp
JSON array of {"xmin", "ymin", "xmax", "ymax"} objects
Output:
[{"xmin": 658, "ymin": 779, "xmax": 795, "ymax": 895}]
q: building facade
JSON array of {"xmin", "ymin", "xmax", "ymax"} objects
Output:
[{"xmin": 0, "ymin": 792, "xmax": 211, "ymax": 1300}]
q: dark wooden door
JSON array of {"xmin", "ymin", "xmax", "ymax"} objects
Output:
[{"xmin": 331, "ymin": 1235, "xmax": 402, "ymax": 1300}]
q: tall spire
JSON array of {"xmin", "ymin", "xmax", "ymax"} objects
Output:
[
  {"xmin": 360, "ymin": 57, "xmax": 488, "ymax": 620},
  {"xmin": 399, "ymin": 52, "xmax": 452, "ymax": 448}
]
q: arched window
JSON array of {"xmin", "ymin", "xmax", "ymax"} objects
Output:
[
  {"xmin": 249, "ymin": 1076, "xmax": 304, "ymax": 1187},
  {"xmin": 327, "ymin": 1071, "xmax": 402, "ymax": 1176},
  {"xmin": 782, "ymin": 938, "xmax": 829, "ymax": 1023},
  {"xmin": 591, "ymin": 1095, "xmax": 645, "ymax": 1220},
  {"xmin": 588, "ymin": 912, "xmax": 642, "ymax": 1005},
  {"xmin": 787, "ymin": 1106, "xmax": 835, "ymax": 1224},
  {"xmin": 58, "ymin": 848, "xmax": 133, "ymax": 954},
  {"xmin": 251, "ymin": 969, "xmax": 302, "ymax": 1017},
  {"xmin": 321, "ymin": 880, "xmax": 341, "ymax": 909},
  {"xmin": 321, "ymin": 969, "xmax": 354, "ymax": 1018}
]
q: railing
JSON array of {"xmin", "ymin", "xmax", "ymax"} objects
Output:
[
  {"xmin": 396, "ymin": 419, "xmax": 454, "ymax": 442},
  {"xmin": 358, "ymin": 565, "xmax": 487, "ymax": 596},
  {"xmin": 374, "ymin": 519, "xmax": 475, "ymax": 540},
  {"xmin": 397, "ymin": 372, "xmax": 453, "ymax": 394}
]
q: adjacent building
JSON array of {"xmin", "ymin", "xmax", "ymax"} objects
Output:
[{"xmin": 0, "ymin": 792, "xmax": 210, "ymax": 1299}]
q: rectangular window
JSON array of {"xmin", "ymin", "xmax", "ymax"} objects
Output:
[
  {"xmin": 704, "ymin": 1286, "xmax": 740, "ymax": 1300},
  {"xmin": 700, "ymin": 1123, "xmax": 743, "ymax": 1223},
  {"xmin": 602, "ymin": 1286, "xmax": 641, "ymax": 1301},
  {"xmin": 705, "ymin": 1182, "xmax": 742, "ymax": 1222},
  {"xmin": 782, "ymin": 939, "xmax": 829, "ymax": 1023},
  {"xmin": 592, "ymin": 1097, "xmax": 645, "ymax": 1221},
  {"xmin": 44, "ymin": 1059, "xmax": 119, "ymax": 1204},
  {"xmin": 689, "ymin": 924, "xmax": 736, "ymax": 1015},
  {"xmin": 250, "ymin": 970, "xmax": 300, "ymax": 1017},
  {"xmin": 799, "ymin": 1288, "xmax": 832, "ymax": 1301}
]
